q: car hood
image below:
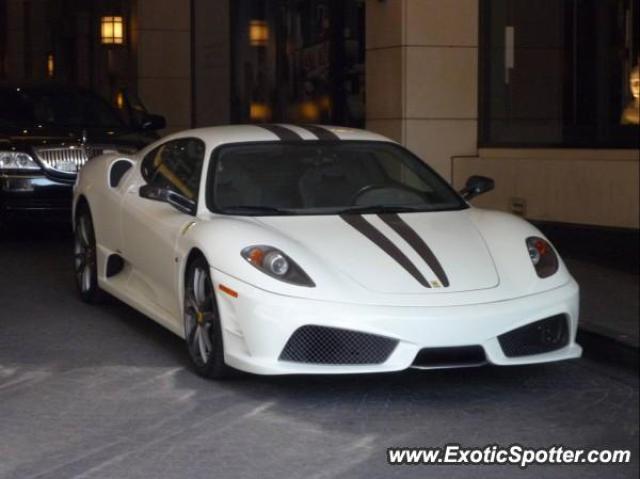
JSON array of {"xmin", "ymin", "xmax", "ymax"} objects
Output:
[
  {"xmin": 0, "ymin": 124, "xmax": 156, "ymax": 150},
  {"xmin": 252, "ymin": 210, "xmax": 499, "ymax": 294},
  {"xmin": 200, "ymin": 208, "xmax": 573, "ymax": 306}
]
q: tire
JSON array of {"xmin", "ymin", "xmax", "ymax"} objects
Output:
[
  {"xmin": 74, "ymin": 205, "xmax": 105, "ymax": 303},
  {"xmin": 184, "ymin": 255, "xmax": 235, "ymax": 379}
]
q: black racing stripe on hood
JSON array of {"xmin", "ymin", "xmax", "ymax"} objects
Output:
[
  {"xmin": 298, "ymin": 124, "xmax": 340, "ymax": 141},
  {"xmin": 255, "ymin": 124, "xmax": 303, "ymax": 141},
  {"xmin": 379, "ymin": 213, "xmax": 450, "ymax": 287},
  {"xmin": 340, "ymin": 214, "xmax": 431, "ymax": 288}
]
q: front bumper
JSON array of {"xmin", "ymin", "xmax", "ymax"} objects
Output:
[
  {"xmin": 0, "ymin": 174, "xmax": 72, "ymax": 220},
  {"xmin": 212, "ymin": 270, "xmax": 582, "ymax": 375}
]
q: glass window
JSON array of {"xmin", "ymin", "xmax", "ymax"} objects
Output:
[
  {"xmin": 480, "ymin": 0, "xmax": 640, "ymax": 148},
  {"xmin": 142, "ymin": 139, "xmax": 205, "ymax": 201},
  {"xmin": 230, "ymin": 0, "xmax": 365, "ymax": 127},
  {"xmin": 0, "ymin": 90, "xmax": 33, "ymax": 124},
  {"xmin": 0, "ymin": 88, "xmax": 124, "ymax": 128},
  {"xmin": 0, "ymin": 1, "xmax": 6, "ymax": 81},
  {"xmin": 208, "ymin": 142, "xmax": 466, "ymax": 215}
]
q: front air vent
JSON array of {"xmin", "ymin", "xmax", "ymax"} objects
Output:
[
  {"xmin": 109, "ymin": 159, "xmax": 133, "ymax": 187},
  {"xmin": 498, "ymin": 314, "xmax": 569, "ymax": 357},
  {"xmin": 412, "ymin": 346, "xmax": 487, "ymax": 368},
  {"xmin": 279, "ymin": 325, "xmax": 398, "ymax": 365}
]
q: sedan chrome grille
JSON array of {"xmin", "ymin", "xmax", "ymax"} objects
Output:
[{"xmin": 35, "ymin": 145, "xmax": 128, "ymax": 175}]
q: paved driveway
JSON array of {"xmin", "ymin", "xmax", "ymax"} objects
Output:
[{"xmin": 0, "ymin": 228, "xmax": 637, "ymax": 479}]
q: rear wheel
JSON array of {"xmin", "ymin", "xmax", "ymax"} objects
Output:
[
  {"xmin": 184, "ymin": 256, "xmax": 234, "ymax": 379},
  {"xmin": 74, "ymin": 206, "xmax": 104, "ymax": 303}
]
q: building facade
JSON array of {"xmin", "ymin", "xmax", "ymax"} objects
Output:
[{"xmin": 1, "ymin": 0, "xmax": 639, "ymax": 228}]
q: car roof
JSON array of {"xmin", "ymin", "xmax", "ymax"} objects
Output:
[{"xmin": 159, "ymin": 124, "xmax": 394, "ymax": 146}]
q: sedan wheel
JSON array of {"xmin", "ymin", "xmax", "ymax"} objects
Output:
[{"xmin": 184, "ymin": 256, "xmax": 233, "ymax": 379}]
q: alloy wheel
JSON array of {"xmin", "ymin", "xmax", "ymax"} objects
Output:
[
  {"xmin": 74, "ymin": 214, "xmax": 95, "ymax": 294},
  {"xmin": 184, "ymin": 264, "xmax": 217, "ymax": 366}
]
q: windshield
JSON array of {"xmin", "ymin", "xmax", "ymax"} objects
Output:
[
  {"xmin": 0, "ymin": 89, "xmax": 124, "ymax": 128},
  {"xmin": 209, "ymin": 142, "xmax": 467, "ymax": 215}
]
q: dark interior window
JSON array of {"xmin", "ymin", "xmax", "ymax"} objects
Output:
[
  {"xmin": 209, "ymin": 142, "xmax": 466, "ymax": 215},
  {"xmin": 230, "ymin": 0, "xmax": 365, "ymax": 127},
  {"xmin": 480, "ymin": 0, "xmax": 640, "ymax": 148}
]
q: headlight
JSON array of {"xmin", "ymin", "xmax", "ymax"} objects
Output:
[
  {"xmin": 526, "ymin": 237, "xmax": 558, "ymax": 278},
  {"xmin": 241, "ymin": 245, "xmax": 315, "ymax": 287},
  {"xmin": 0, "ymin": 151, "xmax": 40, "ymax": 171}
]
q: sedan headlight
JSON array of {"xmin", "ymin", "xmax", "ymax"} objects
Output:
[
  {"xmin": 241, "ymin": 245, "xmax": 315, "ymax": 287},
  {"xmin": 526, "ymin": 237, "xmax": 559, "ymax": 278},
  {"xmin": 0, "ymin": 151, "xmax": 40, "ymax": 171}
]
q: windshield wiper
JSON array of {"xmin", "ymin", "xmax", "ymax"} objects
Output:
[
  {"xmin": 220, "ymin": 205, "xmax": 295, "ymax": 215},
  {"xmin": 337, "ymin": 204, "xmax": 428, "ymax": 215}
]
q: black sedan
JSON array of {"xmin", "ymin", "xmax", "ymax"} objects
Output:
[{"xmin": 0, "ymin": 85, "xmax": 165, "ymax": 227}]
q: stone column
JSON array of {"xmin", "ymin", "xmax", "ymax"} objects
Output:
[
  {"xmin": 133, "ymin": 0, "xmax": 192, "ymax": 133},
  {"xmin": 365, "ymin": 0, "xmax": 479, "ymax": 180}
]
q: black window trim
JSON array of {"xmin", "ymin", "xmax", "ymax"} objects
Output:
[{"xmin": 204, "ymin": 139, "xmax": 469, "ymax": 216}]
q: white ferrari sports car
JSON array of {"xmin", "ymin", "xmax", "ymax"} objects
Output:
[{"xmin": 72, "ymin": 124, "xmax": 581, "ymax": 378}]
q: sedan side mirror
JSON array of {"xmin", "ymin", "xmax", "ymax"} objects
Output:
[
  {"xmin": 460, "ymin": 175, "xmax": 495, "ymax": 201},
  {"xmin": 139, "ymin": 185, "xmax": 196, "ymax": 215},
  {"xmin": 140, "ymin": 113, "xmax": 166, "ymax": 131}
]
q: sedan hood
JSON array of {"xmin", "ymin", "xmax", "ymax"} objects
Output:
[
  {"xmin": 0, "ymin": 124, "xmax": 156, "ymax": 150},
  {"xmin": 254, "ymin": 210, "xmax": 499, "ymax": 294}
]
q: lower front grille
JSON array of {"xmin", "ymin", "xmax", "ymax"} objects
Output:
[
  {"xmin": 279, "ymin": 325, "xmax": 398, "ymax": 365},
  {"xmin": 412, "ymin": 346, "xmax": 487, "ymax": 368},
  {"xmin": 498, "ymin": 314, "xmax": 569, "ymax": 357}
]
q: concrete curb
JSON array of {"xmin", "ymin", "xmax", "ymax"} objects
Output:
[
  {"xmin": 577, "ymin": 328, "xmax": 639, "ymax": 370},
  {"xmin": 579, "ymin": 321, "xmax": 638, "ymax": 349}
]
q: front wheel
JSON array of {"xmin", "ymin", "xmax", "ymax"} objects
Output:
[
  {"xmin": 74, "ymin": 206, "xmax": 104, "ymax": 303},
  {"xmin": 184, "ymin": 256, "xmax": 235, "ymax": 379}
]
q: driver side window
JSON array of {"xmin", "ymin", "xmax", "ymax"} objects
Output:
[{"xmin": 141, "ymin": 138, "xmax": 205, "ymax": 201}]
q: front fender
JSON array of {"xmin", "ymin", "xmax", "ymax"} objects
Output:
[
  {"xmin": 468, "ymin": 208, "xmax": 574, "ymax": 297},
  {"xmin": 177, "ymin": 216, "xmax": 346, "ymax": 300}
]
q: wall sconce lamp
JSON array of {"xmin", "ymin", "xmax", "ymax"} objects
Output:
[
  {"xmin": 250, "ymin": 102, "xmax": 271, "ymax": 121},
  {"xmin": 46, "ymin": 53, "xmax": 55, "ymax": 78},
  {"xmin": 299, "ymin": 100, "xmax": 320, "ymax": 122},
  {"xmin": 249, "ymin": 20, "xmax": 269, "ymax": 47},
  {"xmin": 115, "ymin": 90, "xmax": 125, "ymax": 109},
  {"xmin": 100, "ymin": 16, "xmax": 125, "ymax": 45}
]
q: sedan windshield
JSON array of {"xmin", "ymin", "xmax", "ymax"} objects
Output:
[
  {"xmin": 209, "ymin": 142, "xmax": 467, "ymax": 215},
  {"xmin": 0, "ymin": 89, "xmax": 124, "ymax": 128}
]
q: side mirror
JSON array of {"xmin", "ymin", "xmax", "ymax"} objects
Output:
[
  {"xmin": 460, "ymin": 175, "xmax": 495, "ymax": 201},
  {"xmin": 140, "ymin": 113, "xmax": 166, "ymax": 131},
  {"xmin": 139, "ymin": 185, "xmax": 196, "ymax": 215}
]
